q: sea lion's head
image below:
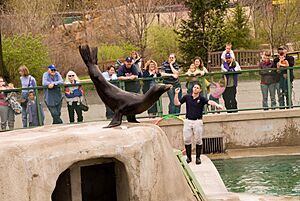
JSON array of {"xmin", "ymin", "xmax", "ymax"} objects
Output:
[{"xmin": 150, "ymin": 84, "xmax": 172, "ymax": 96}]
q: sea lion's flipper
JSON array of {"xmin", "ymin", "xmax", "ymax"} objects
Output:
[
  {"xmin": 105, "ymin": 112, "xmax": 123, "ymax": 128},
  {"xmin": 127, "ymin": 115, "xmax": 140, "ymax": 123},
  {"xmin": 79, "ymin": 45, "xmax": 98, "ymax": 65}
]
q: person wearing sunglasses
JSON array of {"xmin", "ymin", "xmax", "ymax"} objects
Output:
[
  {"xmin": 64, "ymin": 71, "xmax": 84, "ymax": 123},
  {"xmin": 42, "ymin": 64, "xmax": 64, "ymax": 124},
  {"xmin": 160, "ymin": 53, "xmax": 182, "ymax": 115}
]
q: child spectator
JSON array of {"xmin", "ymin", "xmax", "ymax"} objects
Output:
[
  {"xmin": 185, "ymin": 63, "xmax": 201, "ymax": 94},
  {"xmin": 209, "ymin": 76, "xmax": 227, "ymax": 112},
  {"xmin": 277, "ymin": 55, "xmax": 289, "ymax": 79},
  {"xmin": 4, "ymin": 83, "xmax": 19, "ymax": 130},
  {"xmin": 221, "ymin": 43, "xmax": 236, "ymax": 62},
  {"xmin": 142, "ymin": 59, "xmax": 161, "ymax": 116},
  {"xmin": 102, "ymin": 65, "xmax": 118, "ymax": 119},
  {"xmin": 64, "ymin": 70, "xmax": 84, "ymax": 123},
  {"xmin": 26, "ymin": 91, "xmax": 44, "ymax": 127}
]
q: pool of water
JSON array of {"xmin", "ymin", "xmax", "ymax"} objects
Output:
[{"xmin": 212, "ymin": 155, "xmax": 300, "ymax": 196}]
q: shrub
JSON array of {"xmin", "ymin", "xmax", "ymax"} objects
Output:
[
  {"xmin": 2, "ymin": 33, "xmax": 50, "ymax": 86},
  {"xmin": 97, "ymin": 42, "xmax": 139, "ymax": 62}
]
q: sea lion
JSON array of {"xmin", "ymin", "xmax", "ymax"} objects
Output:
[{"xmin": 79, "ymin": 45, "xmax": 171, "ymax": 128}]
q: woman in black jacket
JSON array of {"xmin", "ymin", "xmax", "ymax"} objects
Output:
[{"xmin": 142, "ymin": 60, "xmax": 161, "ymax": 116}]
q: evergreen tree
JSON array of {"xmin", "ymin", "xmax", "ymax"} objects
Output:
[
  {"xmin": 226, "ymin": 4, "xmax": 253, "ymax": 49},
  {"xmin": 177, "ymin": 0, "xmax": 229, "ymax": 66}
]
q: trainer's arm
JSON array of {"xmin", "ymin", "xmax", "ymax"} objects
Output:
[
  {"xmin": 208, "ymin": 100, "xmax": 224, "ymax": 110},
  {"xmin": 174, "ymin": 88, "xmax": 181, "ymax": 106}
]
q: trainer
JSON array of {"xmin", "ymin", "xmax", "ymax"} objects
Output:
[{"xmin": 174, "ymin": 83, "xmax": 223, "ymax": 164}]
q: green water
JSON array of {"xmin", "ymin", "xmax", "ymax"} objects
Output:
[{"xmin": 212, "ymin": 155, "xmax": 300, "ymax": 196}]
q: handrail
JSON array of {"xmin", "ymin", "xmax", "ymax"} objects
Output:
[{"xmin": 0, "ymin": 66, "xmax": 299, "ymax": 129}]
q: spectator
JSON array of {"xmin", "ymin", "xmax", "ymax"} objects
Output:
[
  {"xmin": 194, "ymin": 56, "xmax": 208, "ymax": 76},
  {"xmin": 18, "ymin": 65, "xmax": 37, "ymax": 127},
  {"xmin": 0, "ymin": 77, "xmax": 9, "ymax": 131},
  {"xmin": 160, "ymin": 53, "xmax": 181, "ymax": 115},
  {"xmin": 193, "ymin": 56, "xmax": 210, "ymax": 96},
  {"xmin": 117, "ymin": 56, "xmax": 140, "ymax": 93},
  {"xmin": 221, "ymin": 43, "xmax": 236, "ymax": 62},
  {"xmin": 27, "ymin": 91, "xmax": 44, "ymax": 127},
  {"xmin": 6, "ymin": 83, "xmax": 22, "ymax": 116},
  {"xmin": 42, "ymin": 64, "xmax": 64, "ymax": 124},
  {"xmin": 221, "ymin": 53, "xmax": 241, "ymax": 112},
  {"xmin": 259, "ymin": 51, "xmax": 277, "ymax": 109},
  {"xmin": 273, "ymin": 46, "xmax": 295, "ymax": 108},
  {"xmin": 102, "ymin": 65, "xmax": 118, "ymax": 119},
  {"xmin": 185, "ymin": 63, "xmax": 200, "ymax": 94},
  {"xmin": 131, "ymin": 51, "xmax": 142, "ymax": 76},
  {"xmin": 174, "ymin": 83, "xmax": 223, "ymax": 164},
  {"xmin": 64, "ymin": 71, "xmax": 84, "ymax": 123},
  {"xmin": 142, "ymin": 59, "xmax": 161, "ymax": 116},
  {"xmin": 209, "ymin": 76, "xmax": 227, "ymax": 112},
  {"xmin": 117, "ymin": 56, "xmax": 140, "ymax": 121},
  {"xmin": 5, "ymin": 83, "xmax": 21, "ymax": 130}
]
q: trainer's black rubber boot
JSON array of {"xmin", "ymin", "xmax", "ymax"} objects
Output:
[
  {"xmin": 196, "ymin": 144, "xmax": 202, "ymax": 165},
  {"xmin": 185, "ymin": 144, "xmax": 192, "ymax": 163}
]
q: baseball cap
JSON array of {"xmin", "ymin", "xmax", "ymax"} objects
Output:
[
  {"xmin": 225, "ymin": 53, "xmax": 231, "ymax": 59},
  {"xmin": 278, "ymin": 45, "xmax": 287, "ymax": 50},
  {"xmin": 125, "ymin": 57, "xmax": 133, "ymax": 62},
  {"xmin": 48, "ymin": 64, "xmax": 57, "ymax": 70}
]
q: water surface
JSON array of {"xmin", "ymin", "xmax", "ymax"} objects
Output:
[{"xmin": 213, "ymin": 155, "xmax": 300, "ymax": 196}]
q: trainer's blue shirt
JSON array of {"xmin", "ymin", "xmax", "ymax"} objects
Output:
[{"xmin": 179, "ymin": 94, "xmax": 209, "ymax": 120}]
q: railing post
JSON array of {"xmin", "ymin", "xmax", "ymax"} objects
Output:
[
  {"xmin": 199, "ymin": 76, "xmax": 208, "ymax": 114},
  {"xmin": 287, "ymin": 67, "xmax": 292, "ymax": 109},
  {"xmin": 34, "ymin": 87, "xmax": 43, "ymax": 126},
  {"xmin": 157, "ymin": 97, "xmax": 163, "ymax": 117},
  {"xmin": 119, "ymin": 80, "xmax": 125, "ymax": 90}
]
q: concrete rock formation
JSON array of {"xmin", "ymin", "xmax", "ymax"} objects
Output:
[{"xmin": 0, "ymin": 122, "xmax": 196, "ymax": 201}]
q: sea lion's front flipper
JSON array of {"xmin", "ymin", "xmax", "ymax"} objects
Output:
[
  {"xmin": 105, "ymin": 112, "xmax": 123, "ymax": 128},
  {"xmin": 127, "ymin": 115, "xmax": 139, "ymax": 123}
]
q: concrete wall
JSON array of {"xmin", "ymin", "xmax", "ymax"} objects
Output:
[{"xmin": 157, "ymin": 109, "xmax": 300, "ymax": 149}]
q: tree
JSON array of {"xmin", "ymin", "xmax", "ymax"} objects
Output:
[
  {"xmin": 226, "ymin": 4, "xmax": 253, "ymax": 49},
  {"xmin": 251, "ymin": 0, "xmax": 300, "ymax": 53},
  {"xmin": 0, "ymin": 0, "xmax": 10, "ymax": 82},
  {"xmin": 105, "ymin": 0, "xmax": 176, "ymax": 59},
  {"xmin": 177, "ymin": 0, "xmax": 229, "ymax": 66}
]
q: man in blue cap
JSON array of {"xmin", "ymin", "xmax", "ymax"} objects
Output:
[
  {"xmin": 117, "ymin": 56, "xmax": 140, "ymax": 93},
  {"xmin": 42, "ymin": 64, "xmax": 64, "ymax": 124},
  {"xmin": 221, "ymin": 53, "xmax": 241, "ymax": 112}
]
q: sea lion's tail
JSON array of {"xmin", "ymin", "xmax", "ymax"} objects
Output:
[{"xmin": 79, "ymin": 45, "xmax": 98, "ymax": 66}]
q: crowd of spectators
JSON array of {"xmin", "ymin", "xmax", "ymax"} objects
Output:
[{"xmin": 0, "ymin": 43, "xmax": 297, "ymax": 131}]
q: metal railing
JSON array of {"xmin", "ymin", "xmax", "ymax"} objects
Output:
[{"xmin": 0, "ymin": 66, "xmax": 299, "ymax": 131}]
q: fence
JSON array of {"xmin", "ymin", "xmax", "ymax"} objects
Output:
[
  {"xmin": 207, "ymin": 50, "xmax": 300, "ymax": 71},
  {"xmin": 207, "ymin": 50, "xmax": 261, "ymax": 71},
  {"xmin": 0, "ymin": 66, "xmax": 299, "ymax": 131}
]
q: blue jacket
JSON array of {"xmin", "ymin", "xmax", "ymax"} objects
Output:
[{"xmin": 42, "ymin": 72, "xmax": 64, "ymax": 106}]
